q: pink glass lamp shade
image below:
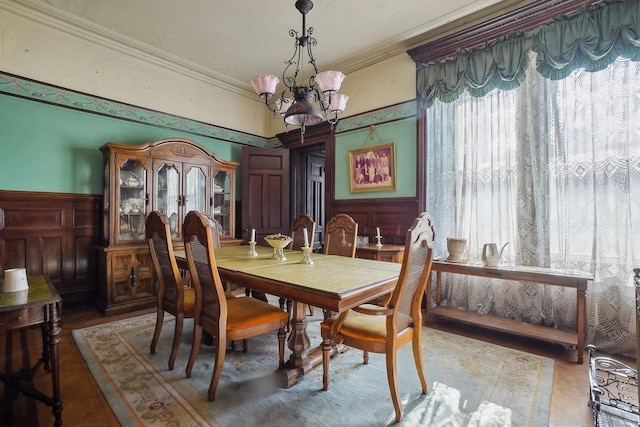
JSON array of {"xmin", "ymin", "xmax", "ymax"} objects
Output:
[
  {"xmin": 315, "ymin": 70, "xmax": 345, "ymax": 93},
  {"xmin": 251, "ymin": 74, "xmax": 279, "ymax": 97},
  {"xmin": 328, "ymin": 93, "xmax": 349, "ymax": 113}
]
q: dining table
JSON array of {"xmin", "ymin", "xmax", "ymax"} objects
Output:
[{"xmin": 175, "ymin": 245, "xmax": 401, "ymax": 387}]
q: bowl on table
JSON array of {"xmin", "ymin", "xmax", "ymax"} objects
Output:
[{"xmin": 264, "ymin": 234, "xmax": 293, "ymax": 260}]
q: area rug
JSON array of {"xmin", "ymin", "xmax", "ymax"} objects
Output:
[{"xmin": 73, "ymin": 310, "xmax": 553, "ymax": 427}]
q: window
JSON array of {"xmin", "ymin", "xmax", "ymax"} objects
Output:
[{"xmin": 425, "ymin": 55, "xmax": 640, "ymax": 355}]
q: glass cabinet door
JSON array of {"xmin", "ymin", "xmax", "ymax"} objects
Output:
[
  {"xmin": 155, "ymin": 162, "xmax": 181, "ymax": 238},
  {"xmin": 184, "ymin": 164, "xmax": 207, "ymax": 216},
  {"xmin": 118, "ymin": 159, "xmax": 147, "ymax": 241},
  {"xmin": 103, "ymin": 158, "xmax": 110, "ymax": 242},
  {"xmin": 212, "ymin": 170, "xmax": 231, "ymax": 236}
]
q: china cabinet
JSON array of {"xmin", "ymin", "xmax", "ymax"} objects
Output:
[{"xmin": 97, "ymin": 138, "xmax": 239, "ymax": 315}]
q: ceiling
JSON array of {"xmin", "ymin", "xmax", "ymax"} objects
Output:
[{"xmin": 18, "ymin": 0, "xmax": 524, "ymax": 96}]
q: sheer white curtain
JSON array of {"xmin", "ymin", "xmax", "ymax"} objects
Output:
[{"xmin": 426, "ymin": 54, "xmax": 640, "ymax": 355}]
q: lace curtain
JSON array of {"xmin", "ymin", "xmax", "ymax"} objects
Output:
[{"xmin": 425, "ymin": 55, "xmax": 640, "ymax": 355}]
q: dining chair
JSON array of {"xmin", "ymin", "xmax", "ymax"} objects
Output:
[
  {"xmin": 145, "ymin": 210, "xmax": 195, "ymax": 371},
  {"xmin": 320, "ymin": 213, "xmax": 358, "ymax": 318},
  {"xmin": 323, "ymin": 213, "xmax": 358, "ymax": 258},
  {"xmin": 182, "ymin": 210, "xmax": 288, "ymax": 401},
  {"xmin": 288, "ymin": 213, "xmax": 316, "ymax": 252},
  {"xmin": 280, "ymin": 214, "xmax": 317, "ymax": 321},
  {"xmin": 320, "ymin": 212, "xmax": 435, "ymax": 422}
]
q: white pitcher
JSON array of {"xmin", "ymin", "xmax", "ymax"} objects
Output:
[{"xmin": 481, "ymin": 242, "xmax": 509, "ymax": 267}]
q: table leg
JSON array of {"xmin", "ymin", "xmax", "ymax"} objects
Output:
[
  {"xmin": 576, "ymin": 282, "xmax": 586, "ymax": 364},
  {"xmin": 286, "ymin": 301, "xmax": 311, "ymax": 368},
  {"xmin": 424, "ymin": 271, "xmax": 442, "ymax": 325},
  {"xmin": 278, "ymin": 301, "xmax": 345, "ymax": 387},
  {"xmin": 436, "ymin": 271, "xmax": 442, "ymax": 306},
  {"xmin": 48, "ymin": 302, "xmax": 62, "ymax": 427}
]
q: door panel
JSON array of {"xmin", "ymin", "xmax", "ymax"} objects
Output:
[
  {"xmin": 242, "ymin": 146, "xmax": 290, "ymax": 243},
  {"xmin": 307, "ymin": 153, "xmax": 325, "ymax": 250}
]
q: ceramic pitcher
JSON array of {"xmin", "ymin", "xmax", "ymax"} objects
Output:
[{"xmin": 481, "ymin": 242, "xmax": 509, "ymax": 267}]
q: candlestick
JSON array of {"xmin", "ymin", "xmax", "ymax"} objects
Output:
[
  {"xmin": 250, "ymin": 228, "xmax": 255, "ymax": 243},
  {"xmin": 247, "ymin": 241, "xmax": 258, "ymax": 256},
  {"xmin": 375, "ymin": 234, "xmax": 383, "ymax": 248},
  {"xmin": 299, "ymin": 246, "xmax": 314, "ymax": 264},
  {"xmin": 303, "ymin": 227, "xmax": 309, "ymax": 247}
]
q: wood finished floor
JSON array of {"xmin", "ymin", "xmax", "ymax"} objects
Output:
[{"xmin": 1, "ymin": 304, "xmax": 632, "ymax": 426}]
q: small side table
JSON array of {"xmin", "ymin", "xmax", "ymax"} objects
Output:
[
  {"xmin": 587, "ymin": 268, "xmax": 640, "ymax": 424},
  {"xmin": 355, "ymin": 243, "xmax": 405, "ymax": 264},
  {"xmin": 0, "ymin": 275, "xmax": 62, "ymax": 426}
]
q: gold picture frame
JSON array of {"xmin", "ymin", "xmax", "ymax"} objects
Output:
[{"xmin": 348, "ymin": 143, "xmax": 395, "ymax": 192}]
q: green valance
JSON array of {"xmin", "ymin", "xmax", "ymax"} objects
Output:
[
  {"xmin": 534, "ymin": 0, "xmax": 640, "ymax": 80},
  {"xmin": 417, "ymin": 34, "xmax": 532, "ymax": 108},
  {"xmin": 417, "ymin": 0, "xmax": 640, "ymax": 109}
]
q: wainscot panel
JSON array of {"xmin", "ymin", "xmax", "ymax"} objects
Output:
[{"xmin": 0, "ymin": 190, "xmax": 102, "ymax": 309}]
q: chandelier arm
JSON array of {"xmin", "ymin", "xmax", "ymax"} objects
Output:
[
  {"xmin": 314, "ymin": 90, "xmax": 332, "ymax": 114},
  {"xmin": 327, "ymin": 111, "xmax": 339, "ymax": 127},
  {"xmin": 306, "ymin": 32, "xmax": 319, "ymax": 77},
  {"xmin": 281, "ymin": 30, "xmax": 301, "ymax": 90},
  {"xmin": 263, "ymin": 96, "xmax": 279, "ymax": 117}
]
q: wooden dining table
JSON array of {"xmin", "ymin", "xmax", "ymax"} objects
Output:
[{"xmin": 175, "ymin": 245, "xmax": 401, "ymax": 387}]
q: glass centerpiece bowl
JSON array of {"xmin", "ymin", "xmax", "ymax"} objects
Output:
[{"xmin": 264, "ymin": 234, "xmax": 293, "ymax": 261}]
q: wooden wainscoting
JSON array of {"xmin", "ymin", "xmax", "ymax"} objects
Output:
[
  {"xmin": 0, "ymin": 190, "xmax": 101, "ymax": 309},
  {"xmin": 329, "ymin": 198, "xmax": 419, "ymax": 246}
]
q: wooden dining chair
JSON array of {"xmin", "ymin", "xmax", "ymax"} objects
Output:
[
  {"xmin": 323, "ymin": 213, "xmax": 358, "ymax": 258},
  {"xmin": 320, "ymin": 213, "xmax": 359, "ymax": 318},
  {"xmin": 182, "ymin": 210, "xmax": 288, "ymax": 401},
  {"xmin": 288, "ymin": 213, "xmax": 316, "ymax": 251},
  {"xmin": 280, "ymin": 214, "xmax": 317, "ymax": 321},
  {"xmin": 146, "ymin": 210, "xmax": 195, "ymax": 371},
  {"xmin": 320, "ymin": 212, "xmax": 435, "ymax": 422}
]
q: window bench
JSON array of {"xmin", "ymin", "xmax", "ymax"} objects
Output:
[{"xmin": 425, "ymin": 260, "xmax": 591, "ymax": 363}]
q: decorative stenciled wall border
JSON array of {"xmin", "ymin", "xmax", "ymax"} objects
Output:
[
  {"xmin": 0, "ymin": 71, "xmax": 416, "ymax": 144},
  {"xmin": 334, "ymin": 100, "xmax": 417, "ymax": 134},
  {"xmin": 0, "ymin": 71, "xmax": 272, "ymax": 147}
]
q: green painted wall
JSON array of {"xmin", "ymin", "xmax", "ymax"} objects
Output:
[
  {"xmin": 0, "ymin": 94, "xmax": 241, "ymax": 195},
  {"xmin": 334, "ymin": 118, "xmax": 417, "ymax": 199},
  {"xmin": 0, "ymin": 73, "xmax": 418, "ymax": 199}
]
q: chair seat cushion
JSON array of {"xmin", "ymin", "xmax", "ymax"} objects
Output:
[
  {"xmin": 321, "ymin": 311, "xmax": 387, "ymax": 344},
  {"xmin": 225, "ymin": 297, "xmax": 288, "ymax": 331}
]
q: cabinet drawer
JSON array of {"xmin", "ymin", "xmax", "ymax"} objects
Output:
[{"xmin": 0, "ymin": 305, "xmax": 45, "ymax": 329}]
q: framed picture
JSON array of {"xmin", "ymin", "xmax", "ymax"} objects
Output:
[{"xmin": 348, "ymin": 143, "xmax": 395, "ymax": 192}]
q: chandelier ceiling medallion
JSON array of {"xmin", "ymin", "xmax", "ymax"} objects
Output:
[{"xmin": 251, "ymin": 0, "xmax": 348, "ymax": 140}]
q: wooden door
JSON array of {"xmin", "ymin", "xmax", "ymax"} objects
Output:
[
  {"xmin": 306, "ymin": 152, "xmax": 325, "ymax": 251},
  {"xmin": 241, "ymin": 146, "xmax": 290, "ymax": 243}
]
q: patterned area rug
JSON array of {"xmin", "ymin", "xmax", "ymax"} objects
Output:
[{"xmin": 73, "ymin": 311, "xmax": 553, "ymax": 426}]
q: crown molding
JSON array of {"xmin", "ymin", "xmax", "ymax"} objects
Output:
[{"xmin": 1, "ymin": 0, "xmax": 257, "ymax": 100}]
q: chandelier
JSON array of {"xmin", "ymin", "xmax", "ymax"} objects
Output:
[{"xmin": 251, "ymin": 0, "xmax": 348, "ymax": 139}]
